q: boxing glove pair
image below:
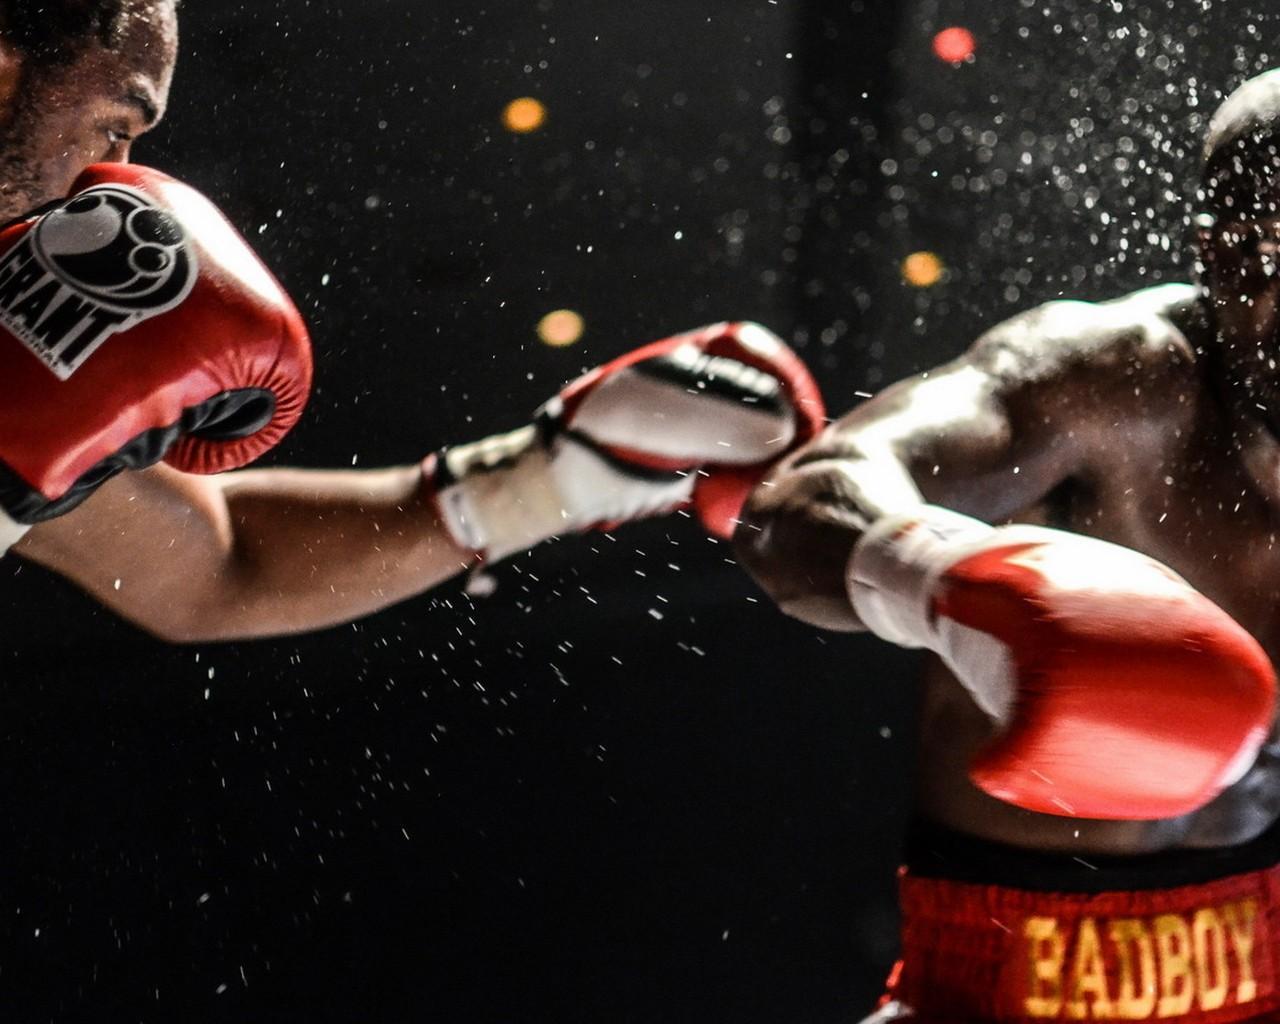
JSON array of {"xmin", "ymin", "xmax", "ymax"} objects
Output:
[{"xmin": 0, "ymin": 164, "xmax": 826, "ymax": 567}]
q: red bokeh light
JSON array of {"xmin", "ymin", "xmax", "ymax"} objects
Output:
[{"xmin": 932, "ymin": 26, "xmax": 976, "ymax": 64}]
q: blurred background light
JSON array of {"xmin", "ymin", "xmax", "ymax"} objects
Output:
[
  {"xmin": 901, "ymin": 250, "xmax": 945, "ymax": 287},
  {"xmin": 503, "ymin": 96, "xmax": 548, "ymax": 133},
  {"xmin": 537, "ymin": 308, "xmax": 585, "ymax": 346},
  {"xmin": 932, "ymin": 26, "xmax": 976, "ymax": 64}
]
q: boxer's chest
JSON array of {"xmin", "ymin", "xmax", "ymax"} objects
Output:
[
  {"xmin": 923, "ymin": 380, "xmax": 1280, "ymax": 853},
  {"xmin": 1059, "ymin": 417, "xmax": 1280, "ymax": 657}
]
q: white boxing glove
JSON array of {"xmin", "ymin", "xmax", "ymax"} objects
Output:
[{"xmin": 425, "ymin": 322, "xmax": 826, "ymax": 563}]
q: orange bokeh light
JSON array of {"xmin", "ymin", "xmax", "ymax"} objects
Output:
[
  {"xmin": 902, "ymin": 251, "xmax": 945, "ymax": 288},
  {"xmin": 537, "ymin": 309, "xmax": 585, "ymax": 347},
  {"xmin": 502, "ymin": 97, "xmax": 547, "ymax": 134},
  {"xmin": 932, "ymin": 26, "xmax": 976, "ymax": 64}
]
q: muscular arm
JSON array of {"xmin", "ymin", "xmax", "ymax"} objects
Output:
[
  {"xmin": 13, "ymin": 461, "xmax": 475, "ymax": 642},
  {"xmin": 734, "ymin": 296, "xmax": 1190, "ymax": 630},
  {"xmin": 7, "ymin": 320, "xmax": 823, "ymax": 643}
]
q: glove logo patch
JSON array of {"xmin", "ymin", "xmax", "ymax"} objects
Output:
[{"xmin": 0, "ymin": 184, "xmax": 198, "ymax": 379}]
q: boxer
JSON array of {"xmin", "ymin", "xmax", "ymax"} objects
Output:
[
  {"xmin": 738, "ymin": 69, "xmax": 1280, "ymax": 1023},
  {"xmin": 0, "ymin": 0, "xmax": 826, "ymax": 642}
]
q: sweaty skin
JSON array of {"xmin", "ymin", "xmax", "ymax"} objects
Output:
[
  {"xmin": 737, "ymin": 282, "xmax": 1280, "ymax": 855},
  {"xmin": 739, "ymin": 73, "xmax": 1280, "ymax": 857}
]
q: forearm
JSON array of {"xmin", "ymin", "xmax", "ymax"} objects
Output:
[
  {"xmin": 734, "ymin": 343, "xmax": 1076, "ymax": 631},
  {"xmin": 208, "ymin": 464, "xmax": 474, "ymax": 639},
  {"xmin": 18, "ymin": 462, "xmax": 476, "ymax": 643},
  {"xmin": 735, "ymin": 447, "xmax": 927, "ymax": 632}
]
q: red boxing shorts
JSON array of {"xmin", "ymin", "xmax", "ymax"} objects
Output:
[{"xmin": 884, "ymin": 822, "xmax": 1280, "ymax": 1023}]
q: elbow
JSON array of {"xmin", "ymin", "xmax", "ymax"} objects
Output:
[
  {"xmin": 118, "ymin": 567, "xmax": 256, "ymax": 646},
  {"xmin": 129, "ymin": 600, "xmax": 229, "ymax": 645}
]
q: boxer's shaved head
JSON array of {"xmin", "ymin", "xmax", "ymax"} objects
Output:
[{"xmin": 1202, "ymin": 69, "xmax": 1280, "ymax": 220}]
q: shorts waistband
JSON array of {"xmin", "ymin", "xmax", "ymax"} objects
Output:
[{"xmin": 886, "ymin": 861, "xmax": 1280, "ymax": 1023}]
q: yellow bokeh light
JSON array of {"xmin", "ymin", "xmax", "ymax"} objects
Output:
[
  {"xmin": 537, "ymin": 309, "xmax": 585, "ymax": 347},
  {"xmin": 902, "ymin": 251, "xmax": 945, "ymax": 287},
  {"xmin": 503, "ymin": 97, "xmax": 547, "ymax": 134}
]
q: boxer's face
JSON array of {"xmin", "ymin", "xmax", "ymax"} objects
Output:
[
  {"xmin": 1200, "ymin": 180, "xmax": 1280, "ymax": 420},
  {"xmin": 0, "ymin": 0, "xmax": 177, "ymax": 221}
]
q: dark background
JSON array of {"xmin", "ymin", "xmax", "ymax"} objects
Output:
[{"xmin": 0, "ymin": 1, "xmax": 1277, "ymax": 1020}]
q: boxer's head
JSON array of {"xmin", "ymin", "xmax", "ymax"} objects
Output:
[
  {"xmin": 0, "ymin": 0, "xmax": 177, "ymax": 219},
  {"xmin": 1198, "ymin": 70, "xmax": 1280, "ymax": 409}
]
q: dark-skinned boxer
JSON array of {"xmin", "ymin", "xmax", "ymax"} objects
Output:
[{"xmin": 738, "ymin": 69, "xmax": 1280, "ymax": 1023}]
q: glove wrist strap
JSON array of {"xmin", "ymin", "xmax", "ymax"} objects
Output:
[
  {"xmin": 846, "ymin": 504, "xmax": 993, "ymax": 647},
  {"xmin": 425, "ymin": 425, "xmax": 566, "ymax": 563}
]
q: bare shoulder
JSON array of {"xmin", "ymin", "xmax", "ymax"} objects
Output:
[{"xmin": 966, "ymin": 283, "xmax": 1201, "ymax": 396}]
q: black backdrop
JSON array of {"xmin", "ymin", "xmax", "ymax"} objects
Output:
[{"xmin": 1, "ymin": 1, "xmax": 1278, "ymax": 1021}]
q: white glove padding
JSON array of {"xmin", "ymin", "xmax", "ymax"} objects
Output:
[
  {"xmin": 427, "ymin": 322, "xmax": 826, "ymax": 563},
  {"xmin": 0, "ymin": 510, "xmax": 28, "ymax": 557}
]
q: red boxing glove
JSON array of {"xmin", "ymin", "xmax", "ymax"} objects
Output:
[
  {"xmin": 428, "ymin": 322, "xmax": 825, "ymax": 562},
  {"xmin": 0, "ymin": 163, "xmax": 312, "ymax": 537},
  {"xmin": 848, "ymin": 505, "xmax": 1276, "ymax": 820},
  {"xmin": 557, "ymin": 321, "xmax": 827, "ymax": 539}
]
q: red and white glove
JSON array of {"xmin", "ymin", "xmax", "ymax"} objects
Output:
[
  {"xmin": 425, "ymin": 322, "xmax": 825, "ymax": 563},
  {"xmin": 846, "ymin": 505, "xmax": 1276, "ymax": 820},
  {"xmin": 0, "ymin": 163, "xmax": 312, "ymax": 554}
]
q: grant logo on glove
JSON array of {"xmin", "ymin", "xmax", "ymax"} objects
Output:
[
  {"xmin": 0, "ymin": 184, "xmax": 198, "ymax": 380},
  {"xmin": 425, "ymin": 322, "xmax": 826, "ymax": 563},
  {"xmin": 0, "ymin": 164, "xmax": 313, "ymax": 527}
]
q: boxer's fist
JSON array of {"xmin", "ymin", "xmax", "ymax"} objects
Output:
[
  {"xmin": 847, "ymin": 505, "xmax": 1276, "ymax": 820},
  {"xmin": 0, "ymin": 163, "xmax": 312, "ymax": 552},
  {"xmin": 427, "ymin": 322, "xmax": 824, "ymax": 563}
]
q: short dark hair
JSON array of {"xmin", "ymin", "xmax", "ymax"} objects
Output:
[
  {"xmin": 0, "ymin": 0, "xmax": 146, "ymax": 65},
  {"xmin": 1202, "ymin": 70, "xmax": 1280, "ymax": 220}
]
